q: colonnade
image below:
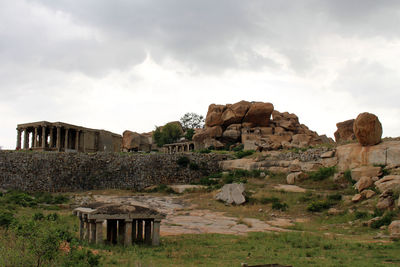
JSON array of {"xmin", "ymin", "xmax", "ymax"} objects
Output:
[
  {"xmin": 16, "ymin": 125, "xmax": 81, "ymax": 151},
  {"xmin": 78, "ymin": 215, "xmax": 161, "ymax": 246},
  {"xmin": 164, "ymin": 142, "xmax": 195, "ymax": 154}
]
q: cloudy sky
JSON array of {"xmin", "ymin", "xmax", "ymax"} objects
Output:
[{"xmin": 1, "ymin": 0, "xmax": 400, "ymax": 149}]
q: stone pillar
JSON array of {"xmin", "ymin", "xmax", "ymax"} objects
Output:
[
  {"xmin": 95, "ymin": 220, "xmax": 104, "ymax": 245},
  {"xmin": 49, "ymin": 127, "xmax": 54, "ymax": 148},
  {"xmin": 34, "ymin": 127, "xmax": 38, "ymax": 148},
  {"xmin": 64, "ymin": 128, "xmax": 69, "ymax": 150},
  {"xmin": 23, "ymin": 129, "xmax": 29, "ymax": 149},
  {"xmin": 75, "ymin": 130, "xmax": 79, "ymax": 151},
  {"xmin": 16, "ymin": 128, "xmax": 22, "ymax": 150},
  {"xmin": 145, "ymin": 220, "xmax": 152, "ymax": 245},
  {"xmin": 42, "ymin": 126, "xmax": 46, "ymax": 149},
  {"xmin": 118, "ymin": 220, "xmax": 125, "ymax": 244},
  {"xmin": 137, "ymin": 220, "xmax": 143, "ymax": 242},
  {"xmin": 79, "ymin": 215, "xmax": 84, "ymax": 240},
  {"xmin": 152, "ymin": 219, "xmax": 161, "ymax": 246},
  {"xmin": 124, "ymin": 219, "xmax": 133, "ymax": 246},
  {"xmin": 30, "ymin": 130, "xmax": 34, "ymax": 149},
  {"xmin": 56, "ymin": 127, "xmax": 61, "ymax": 151},
  {"xmin": 106, "ymin": 219, "xmax": 111, "ymax": 243},
  {"xmin": 132, "ymin": 219, "xmax": 137, "ymax": 243},
  {"xmin": 89, "ymin": 220, "xmax": 96, "ymax": 244}
]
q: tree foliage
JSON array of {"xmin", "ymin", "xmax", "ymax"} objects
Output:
[
  {"xmin": 180, "ymin": 112, "xmax": 204, "ymax": 130},
  {"xmin": 153, "ymin": 123, "xmax": 183, "ymax": 147}
]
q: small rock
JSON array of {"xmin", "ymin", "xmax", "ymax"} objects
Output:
[
  {"xmin": 355, "ymin": 176, "xmax": 373, "ymax": 192},
  {"xmin": 376, "ymin": 189, "xmax": 395, "ymax": 210},
  {"xmin": 389, "ymin": 220, "xmax": 400, "ymax": 240},
  {"xmin": 328, "ymin": 208, "xmax": 343, "ymax": 215},
  {"xmin": 361, "ymin": 189, "xmax": 376, "ymax": 199},
  {"xmin": 352, "ymin": 194, "xmax": 363, "ymax": 202},
  {"xmin": 286, "ymin": 172, "xmax": 307, "ymax": 185},
  {"xmin": 258, "ymin": 208, "xmax": 263, "ymax": 212},
  {"xmin": 321, "ymin": 150, "xmax": 335, "ymax": 158},
  {"xmin": 260, "ymin": 172, "xmax": 266, "ymax": 178}
]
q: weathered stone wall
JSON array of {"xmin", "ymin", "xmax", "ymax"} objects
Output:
[{"xmin": 0, "ymin": 151, "xmax": 227, "ymax": 192}]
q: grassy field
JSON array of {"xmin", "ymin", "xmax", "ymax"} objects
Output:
[{"xmin": 1, "ymin": 166, "xmax": 400, "ymax": 266}]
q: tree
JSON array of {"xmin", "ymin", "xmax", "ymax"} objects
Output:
[
  {"xmin": 153, "ymin": 123, "xmax": 183, "ymax": 147},
  {"xmin": 180, "ymin": 113, "xmax": 204, "ymax": 130}
]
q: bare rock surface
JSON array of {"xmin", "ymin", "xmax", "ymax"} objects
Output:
[
  {"xmin": 90, "ymin": 194, "xmax": 288, "ymax": 236},
  {"xmin": 351, "ymin": 166, "xmax": 381, "ymax": 182},
  {"xmin": 336, "ymin": 141, "xmax": 400, "ymax": 171},
  {"xmin": 242, "ymin": 102, "xmax": 274, "ymax": 127},
  {"xmin": 353, "ymin": 112, "xmax": 382, "ymax": 146},
  {"xmin": 376, "ymin": 190, "xmax": 395, "ymax": 210},
  {"xmin": 169, "ymin": 185, "xmax": 207, "ymax": 194},
  {"xmin": 273, "ymin": 184, "xmax": 307, "ymax": 193},
  {"xmin": 215, "ymin": 183, "xmax": 246, "ymax": 205}
]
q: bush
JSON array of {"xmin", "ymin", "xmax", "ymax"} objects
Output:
[
  {"xmin": 33, "ymin": 212, "xmax": 45, "ymax": 221},
  {"xmin": 198, "ymin": 148, "xmax": 211, "ymax": 154},
  {"xmin": 327, "ymin": 193, "xmax": 342, "ymax": 201},
  {"xmin": 272, "ymin": 202, "xmax": 288, "ymax": 211},
  {"xmin": 343, "ymin": 169, "xmax": 355, "ymax": 184},
  {"xmin": 354, "ymin": 211, "xmax": 369, "ymax": 219},
  {"xmin": 308, "ymin": 167, "xmax": 336, "ymax": 181},
  {"xmin": 371, "ymin": 211, "xmax": 397, "ymax": 229},
  {"xmin": 307, "ymin": 200, "xmax": 332, "ymax": 212},
  {"xmin": 235, "ymin": 150, "xmax": 255, "ymax": 159},
  {"xmin": 4, "ymin": 191, "xmax": 37, "ymax": 207},
  {"xmin": 198, "ymin": 177, "xmax": 219, "ymax": 186},
  {"xmin": 0, "ymin": 210, "xmax": 14, "ymax": 228},
  {"xmin": 259, "ymin": 197, "xmax": 280, "ymax": 204},
  {"xmin": 184, "ymin": 128, "xmax": 195, "ymax": 141},
  {"xmin": 189, "ymin": 162, "xmax": 199, "ymax": 170},
  {"xmin": 177, "ymin": 156, "xmax": 190, "ymax": 167},
  {"xmin": 232, "ymin": 144, "xmax": 244, "ymax": 152}
]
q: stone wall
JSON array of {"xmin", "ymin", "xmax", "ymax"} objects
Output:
[{"xmin": 0, "ymin": 151, "xmax": 227, "ymax": 192}]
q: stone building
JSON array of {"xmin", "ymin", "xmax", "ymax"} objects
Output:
[{"xmin": 16, "ymin": 121, "xmax": 122, "ymax": 152}]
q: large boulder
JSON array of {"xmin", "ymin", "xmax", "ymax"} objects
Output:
[
  {"xmin": 376, "ymin": 189, "xmax": 395, "ymax": 210},
  {"xmin": 122, "ymin": 130, "xmax": 152, "ymax": 152},
  {"xmin": 215, "ymin": 183, "xmax": 246, "ymax": 205},
  {"xmin": 351, "ymin": 166, "xmax": 381, "ymax": 182},
  {"xmin": 353, "ymin": 112, "xmax": 382, "ymax": 146},
  {"xmin": 192, "ymin": 126, "xmax": 223, "ymax": 143},
  {"xmin": 222, "ymin": 124, "xmax": 242, "ymax": 142},
  {"xmin": 205, "ymin": 104, "xmax": 226, "ymax": 127},
  {"xmin": 221, "ymin": 100, "xmax": 251, "ymax": 126},
  {"xmin": 334, "ymin": 119, "xmax": 356, "ymax": 143},
  {"xmin": 355, "ymin": 176, "xmax": 373, "ymax": 192},
  {"xmin": 242, "ymin": 102, "xmax": 274, "ymax": 127},
  {"xmin": 374, "ymin": 175, "xmax": 400, "ymax": 192}
]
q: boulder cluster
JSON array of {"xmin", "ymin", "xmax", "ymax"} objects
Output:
[
  {"xmin": 121, "ymin": 131, "xmax": 155, "ymax": 152},
  {"xmin": 193, "ymin": 100, "xmax": 332, "ymax": 151},
  {"xmin": 334, "ymin": 112, "xmax": 383, "ymax": 146}
]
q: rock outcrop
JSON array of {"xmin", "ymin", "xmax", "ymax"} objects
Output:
[
  {"xmin": 353, "ymin": 112, "xmax": 382, "ymax": 146},
  {"xmin": 194, "ymin": 100, "xmax": 331, "ymax": 150},
  {"xmin": 336, "ymin": 141, "xmax": 400, "ymax": 171},
  {"xmin": 122, "ymin": 130, "xmax": 153, "ymax": 152},
  {"xmin": 334, "ymin": 119, "xmax": 356, "ymax": 143}
]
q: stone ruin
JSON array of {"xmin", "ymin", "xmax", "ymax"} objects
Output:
[
  {"xmin": 73, "ymin": 203, "xmax": 165, "ymax": 246},
  {"xmin": 16, "ymin": 121, "xmax": 122, "ymax": 152},
  {"xmin": 192, "ymin": 100, "xmax": 332, "ymax": 151}
]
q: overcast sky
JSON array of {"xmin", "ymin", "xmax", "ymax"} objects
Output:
[{"xmin": 1, "ymin": 0, "xmax": 400, "ymax": 149}]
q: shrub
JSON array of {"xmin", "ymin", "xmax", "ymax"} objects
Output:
[
  {"xmin": 153, "ymin": 122, "xmax": 183, "ymax": 147},
  {"xmin": 272, "ymin": 202, "xmax": 288, "ymax": 211},
  {"xmin": 308, "ymin": 167, "xmax": 336, "ymax": 181},
  {"xmin": 343, "ymin": 169, "xmax": 355, "ymax": 184},
  {"xmin": 307, "ymin": 200, "xmax": 332, "ymax": 212},
  {"xmin": 198, "ymin": 148, "xmax": 211, "ymax": 154},
  {"xmin": 235, "ymin": 150, "xmax": 255, "ymax": 159},
  {"xmin": 327, "ymin": 193, "xmax": 342, "ymax": 201},
  {"xmin": 198, "ymin": 177, "xmax": 219, "ymax": 186},
  {"xmin": 189, "ymin": 162, "xmax": 199, "ymax": 170},
  {"xmin": 259, "ymin": 197, "xmax": 280, "ymax": 204},
  {"xmin": 0, "ymin": 210, "xmax": 14, "ymax": 228},
  {"xmin": 177, "ymin": 156, "xmax": 190, "ymax": 167},
  {"xmin": 4, "ymin": 191, "xmax": 37, "ymax": 207},
  {"xmin": 354, "ymin": 211, "xmax": 369, "ymax": 219},
  {"xmin": 33, "ymin": 212, "xmax": 45, "ymax": 221},
  {"xmin": 232, "ymin": 144, "xmax": 244, "ymax": 152},
  {"xmin": 371, "ymin": 211, "xmax": 397, "ymax": 229},
  {"xmin": 184, "ymin": 128, "xmax": 195, "ymax": 141}
]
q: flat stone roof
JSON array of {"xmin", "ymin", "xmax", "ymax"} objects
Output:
[{"xmin": 73, "ymin": 203, "xmax": 166, "ymax": 220}]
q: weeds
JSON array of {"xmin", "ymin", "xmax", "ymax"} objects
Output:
[
  {"xmin": 235, "ymin": 150, "xmax": 255, "ymax": 159},
  {"xmin": 308, "ymin": 166, "xmax": 336, "ymax": 181},
  {"xmin": 370, "ymin": 211, "xmax": 398, "ymax": 229}
]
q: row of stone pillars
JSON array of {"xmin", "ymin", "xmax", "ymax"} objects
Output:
[
  {"xmin": 164, "ymin": 142, "xmax": 195, "ymax": 154},
  {"xmin": 79, "ymin": 216, "xmax": 161, "ymax": 246},
  {"xmin": 16, "ymin": 126, "xmax": 81, "ymax": 151}
]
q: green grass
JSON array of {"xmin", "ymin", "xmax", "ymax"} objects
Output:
[{"xmin": 97, "ymin": 232, "xmax": 400, "ymax": 267}]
